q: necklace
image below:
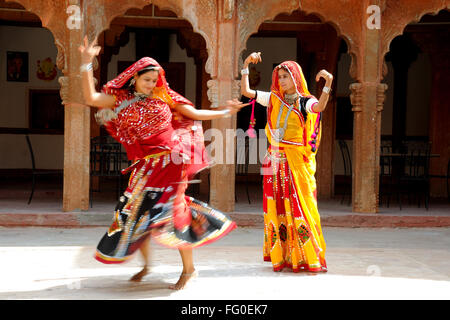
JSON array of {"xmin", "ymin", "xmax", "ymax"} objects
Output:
[
  {"xmin": 270, "ymin": 93, "xmax": 296, "ymax": 143},
  {"xmin": 134, "ymin": 92, "xmax": 150, "ymax": 101},
  {"xmin": 284, "ymin": 92, "xmax": 298, "ymax": 105}
]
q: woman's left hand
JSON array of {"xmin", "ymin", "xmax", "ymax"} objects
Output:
[
  {"xmin": 79, "ymin": 36, "xmax": 101, "ymax": 64},
  {"xmin": 219, "ymin": 99, "xmax": 249, "ymax": 116},
  {"xmin": 316, "ymin": 69, "xmax": 333, "ymax": 85}
]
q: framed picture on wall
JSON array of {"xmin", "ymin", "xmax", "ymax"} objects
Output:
[
  {"xmin": 29, "ymin": 89, "xmax": 64, "ymax": 134},
  {"xmin": 7, "ymin": 51, "xmax": 29, "ymax": 82}
]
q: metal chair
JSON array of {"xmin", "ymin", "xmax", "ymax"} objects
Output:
[
  {"xmin": 379, "ymin": 144, "xmax": 393, "ymax": 207},
  {"xmin": 25, "ymin": 135, "xmax": 59, "ymax": 205},
  {"xmin": 338, "ymin": 140, "xmax": 352, "ymax": 205},
  {"xmin": 429, "ymin": 159, "xmax": 450, "ymax": 203},
  {"xmin": 235, "ymin": 137, "xmax": 251, "ymax": 204},
  {"xmin": 90, "ymin": 136, "xmax": 129, "ymax": 207},
  {"xmin": 397, "ymin": 143, "xmax": 431, "ymax": 210}
]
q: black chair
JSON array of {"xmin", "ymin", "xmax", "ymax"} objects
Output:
[
  {"xmin": 26, "ymin": 135, "xmax": 59, "ymax": 205},
  {"xmin": 338, "ymin": 140, "xmax": 352, "ymax": 205},
  {"xmin": 235, "ymin": 137, "xmax": 251, "ymax": 204},
  {"xmin": 397, "ymin": 143, "xmax": 431, "ymax": 210},
  {"xmin": 379, "ymin": 145, "xmax": 393, "ymax": 207},
  {"xmin": 90, "ymin": 136, "xmax": 129, "ymax": 207},
  {"xmin": 443, "ymin": 159, "xmax": 450, "ymax": 202},
  {"xmin": 429, "ymin": 159, "xmax": 450, "ymax": 203}
]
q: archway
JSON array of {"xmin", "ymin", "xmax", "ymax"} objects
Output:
[
  {"xmin": 88, "ymin": 4, "xmax": 212, "ymax": 204},
  {"xmin": 381, "ymin": 10, "xmax": 450, "ymax": 206},
  {"xmin": 239, "ymin": 9, "xmax": 354, "ymax": 203}
]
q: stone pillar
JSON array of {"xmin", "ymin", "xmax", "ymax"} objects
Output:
[
  {"xmin": 208, "ymin": 1, "xmax": 240, "ymax": 213},
  {"xmin": 62, "ymin": 104, "xmax": 91, "ymax": 212},
  {"xmin": 60, "ymin": 1, "xmax": 91, "ymax": 212},
  {"xmin": 347, "ymin": 0, "xmax": 390, "ymax": 213},
  {"xmin": 350, "ymin": 81, "xmax": 388, "ymax": 213},
  {"xmin": 208, "ymin": 81, "xmax": 241, "ymax": 212}
]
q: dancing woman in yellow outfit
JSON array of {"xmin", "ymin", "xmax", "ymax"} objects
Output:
[{"xmin": 241, "ymin": 52, "xmax": 333, "ymax": 272}]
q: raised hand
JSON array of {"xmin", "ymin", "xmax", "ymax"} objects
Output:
[
  {"xmin": 315, "ymin": 69, "xmax": 333, "ymax": 86},
  {"xmin": 78, "ymin": 36, "xmax": 101, "ymax": 64},
  {"xmin": 244, "ymin": 52, "xmax": 262, "ymax": 67}
]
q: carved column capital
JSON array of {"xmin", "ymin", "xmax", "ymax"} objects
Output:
[
  {"xmin": 207, "ymin": 79, "xmax": 241, "ymax": 108},
  {"xmin": 58, "ymin": 76, "xmax": 70, "ymax": 105},
  {"xmin": 223, "ymin": 0, "xmax": 235, "ymax": 20},
  {"xmin": 231, "ymin": 79, "xmax": 241, "ymax": 100},
  {"xmin": 350, "ymin": 82, "xmax": 388, "ymax": 113},
  {"xmin": 207, "ymin": 79, "xmax": 219, "ymax": 108},
  {"xmin": 349, "ymin": 82, "xmax": 363, "ymax": 112},
  {"xmin": 376, "ymin": 83, "xmax": 388, "ymax": 112}
]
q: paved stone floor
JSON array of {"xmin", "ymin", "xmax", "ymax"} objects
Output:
[{"xmin": 0, "ymin": 226, "xmax": 449, "ymax": 300}]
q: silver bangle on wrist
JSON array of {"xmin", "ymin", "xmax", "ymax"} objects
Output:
[
  {"xmin": 322, "ymin": 86, "xmax": 331, "ymax": 94},
  {"xmin": 80, "ymin": 63, "xmax": 93, "ymax": 73},
  {"xmin": 241, "ymin": 67, "xmax": 249, "ymax": 76},
  {"xmin": 222, "ymin": 109, "xmax": 231, "ymax": 118}
]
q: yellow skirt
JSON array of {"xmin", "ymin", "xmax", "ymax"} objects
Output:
[{"xmin": 262, "ymin": 147, "xmax": 327, "ymax": 272}]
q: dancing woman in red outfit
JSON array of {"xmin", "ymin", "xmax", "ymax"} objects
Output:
[{"xmin": 79, "ymin": 37, "xmax": 243, "ymax": 290}]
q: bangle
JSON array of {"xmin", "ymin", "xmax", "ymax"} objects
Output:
[
  {"xmin": 80, "ymin": 63, "xmax": 93, "ymax": 73},
  {"xmin": 222, "ymin": 109, "xmax": 231, "ymax": 118},
  {"xmin": 322, "ymin": 86, "xmax": 331, "ymax": 94},
  {"xmin": 241, "ymin": 67, "xmax": 249, "ymax": 76}
]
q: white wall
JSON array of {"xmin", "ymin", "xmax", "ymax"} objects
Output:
[
  {"xmin": 0, "ymin": 26, "xmax": 64, "ymax": 169},
  {"xmin": 107, "ymin": 32, "xmax": 137, "ymax": 83},
  {"xmin": 168, "ymin": 34, "xmax": 197, "ymax": 105}
]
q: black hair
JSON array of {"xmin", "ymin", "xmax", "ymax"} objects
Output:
[
  {"xmin": 137, "ymin": 65, "xmax": 160, "ymax": 76},
  {"xmin": 124, "ymin": 65, "xmax": 160, "ymax": 92}
]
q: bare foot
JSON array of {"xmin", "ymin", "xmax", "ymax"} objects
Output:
[
  {"xmin": 129, "ymin": 266, "xmax": 149, "ymax": 282},
  {"xmin": 168, "ymin": 270, "xmax": 198, "ymax": 290}
]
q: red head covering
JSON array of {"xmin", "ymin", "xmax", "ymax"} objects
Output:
[
  {"xmin": 104, "ymin": 57, "xmax": 164, "ymax": 89},
  {"xmin": 103, "ymin": 57, "xmax": 193, "ymax": 107},
  {"xmin": 102, "ymin": 57, "xmax": 209, "ymax": 177},
  {"xmin": 269, "ymin": 61, "xmax": 322, "ymax": 154},
  {"xmin": 271, "ymin": 61, "xmax": 314, "ymax": 99}
]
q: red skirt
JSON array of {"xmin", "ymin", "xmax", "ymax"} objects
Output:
[{"xmin": 95, "ymin": 150, "xmax": 236, "ymax": 264}]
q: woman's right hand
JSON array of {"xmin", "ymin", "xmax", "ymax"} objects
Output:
[
  {"xmin": 244, "ymin": 52, "xmax": 262, "ymax": 68},
  {"xmin": 79, "ymin": 36, "xmax": 101, "ymax": 64}
]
